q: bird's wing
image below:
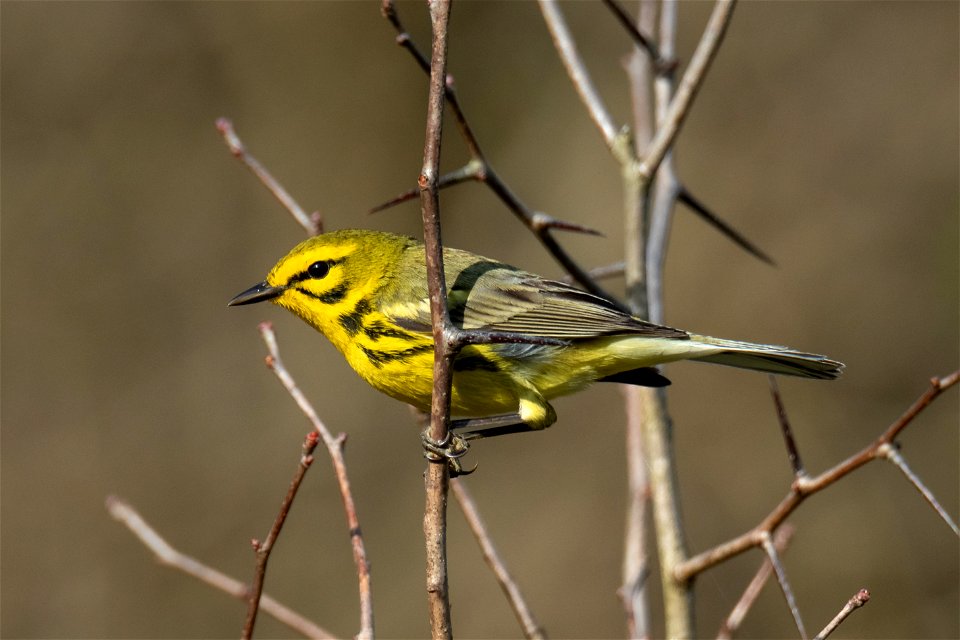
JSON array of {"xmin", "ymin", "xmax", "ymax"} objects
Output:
[{"xmin": 381, "ymin": 252, "xmax": 688, "ymax": 340}]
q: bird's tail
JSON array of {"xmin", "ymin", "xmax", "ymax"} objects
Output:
[{"xmin": 689, "ymin": 335, "xmax": 844, "ymax": 380}]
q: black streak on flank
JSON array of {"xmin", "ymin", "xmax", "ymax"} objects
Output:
[
  {"xmin": 453, "ymin": 352, "xmax": 501, "ymax": 373},
  {"xmin": 360, "ymin": 343, "xmax": 433, "ymax": 368},
  {"xmin": 338, "ymin": 297, "xmax": 372, "ymax": 336}
]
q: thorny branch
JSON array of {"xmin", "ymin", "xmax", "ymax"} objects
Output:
[
  {"xmin": 106, "ymin": 496, "xmax": 332, "ymax": 639},
  {"xmin": 676, "ymin": 371, "xmax": 960, "ymax": 582},
  {"xmin": 379, "ymin": 0, "xmax": 622, "ymax": 307}
]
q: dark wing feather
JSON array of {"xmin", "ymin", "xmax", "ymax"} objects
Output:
[{"xmin": 383, "ymin": 249, "xmax": 688, "ymax": 340}]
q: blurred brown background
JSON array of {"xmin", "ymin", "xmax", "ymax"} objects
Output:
[{"xmin": 2, "ymin": 2, "xmax": 957, "ymax": 638}]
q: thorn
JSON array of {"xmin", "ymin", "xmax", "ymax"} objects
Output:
[
  {"xmin": 678, "ymin": 186, "xmax": 775, "ymax": 266},
  {"xmin": 530, "ymin": 211, "xmax": 604, "ymax": 236}
]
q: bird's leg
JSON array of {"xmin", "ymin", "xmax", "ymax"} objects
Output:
[{"xmin": 451, "ymin": 413, "xmax": 537, "ymax": 440}]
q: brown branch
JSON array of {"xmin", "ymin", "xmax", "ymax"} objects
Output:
[
  {"xmin": 418, "ymin": 1, "xmax": 454, "ymax": 637},
  {"xmin": 814, "ymin": 589, "xmax": 870, "ymax": 640},
  {"xmin": 105, "ymin": 496, "xmax": 333, "ymax": 639},
  {"xmin": 215, "ymin": 118, "xmax": 322, "ymax": 235},
  {"xmin": 258, "ymin": 322, "xmax": 375, "ymax": 639},
  {"xmin": 716, "ymin": 525, "xmax": 795, "ymax": 640},
  {"xmin": 676, "ymin": 370, "xmax": 960, "ymax": 582},
  {"xmin": 451, "ymin": 480, "xmax": 546, "ymax": 639},
  {"xmin": 243, "ymin": 432, "xmax": 320, "ymax": 639}
]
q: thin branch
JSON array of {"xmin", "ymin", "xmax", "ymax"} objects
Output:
[
  {"xmin": 215, "ymin": 118, "xmax": 322, "ymax": 235},
  {"xmin": 879, "ymin": 442, "xmax": 959, "ymax": 536},
  {"xmin": 620, "ymin": 5, "xmax": 659, "ymax": 636},
  {"xmin": 717, "ymin": 525, "xmax": 795, "ymax": 640},
  {"xmin": 451, "ymin": 480, "xmax": 546, "ymax": 639},
  {"xmin": 621, "ymin": 0, "xmax": 691, "ymax": 635},
  {"xmin": 419, "ymin": 1, "xmax": 455, "ymax": 637},
  {"xmin": 634, "ymin": 0, "xmax": 737, "ymax": 182},
  {"xmin": 643, "ymin": 0, "xmax": 680, "ymax": 326},
  {"xmin": 814, "ymin": 589, "xmax": 870, "ymax": 640},
  {"xmin": 676, "ymin": 371, "xmax": 960, "ymax": 582},
  {"xmin": 620, "ymin": 384, "xmax": 652, "ymax": 640},
  {"xmin": 105, "ymin": 496, "xmax": 332, "ymax": 639},
  {"xmin": 369, "ymin": 161, "xmax": 482, "ymax": 213},
  {"xmin": 538, "ymin": 0, "xmax": 619, "ymax": 147},
  {"xmin": 761, "ymin": 532, "xmax": 807, "ymax": 640},
  {"xmin": 243, "ymin": 432, "xmax": 321, "ymax": 639},
  {"xmin": 259, "ymin": 322, "xmax": 375, "ymax": 639}
]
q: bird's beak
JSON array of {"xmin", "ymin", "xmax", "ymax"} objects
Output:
[{"xmin": 228, "ymin": 281, "xmax": 284, "ymax": 306}]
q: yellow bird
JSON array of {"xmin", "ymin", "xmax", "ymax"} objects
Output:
[{"xmin": 230, "ymin": 229, "xmax": 842, "ymax": 440}]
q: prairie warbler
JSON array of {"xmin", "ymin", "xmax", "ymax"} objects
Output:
[{"xmin": 230, "ymin": 229, "xmax": 842, "ymax": 440}]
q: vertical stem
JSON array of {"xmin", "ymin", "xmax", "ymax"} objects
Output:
[
  {"xmin": 419, "ymin": 1, "xmax": 454, "ymax": 638},
  {"xmin": 624, "ymin": 1, "xmax": 692, "ymax": 637}
]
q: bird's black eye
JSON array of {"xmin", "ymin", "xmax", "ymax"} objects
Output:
[{"xmin": 307, "ymin": 260, "xmax": 331, "ymax": 279}]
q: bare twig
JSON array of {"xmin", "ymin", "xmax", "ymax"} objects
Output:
[
  {"xmin": 216, "ymin": 118, "xmax": 321, "ymax": 235},
  {"xmin": 717, "ymin": 525, "xmax": 795, "ymax": 640},
  {"xmin": 451, "ymin": 480, "xmax": 546, "ymax": 639},
  {"xmin": 418, "ymin": 1, "xmax": 455, "ymax": 637},
  {"xmin": 539, "ymin": 0, "xmax": 619, "ymax": 147},
  {"xmin": 814, "ymin": 589, "xmax": 870, "ymax": 640},
  {"xmin": 106, "ymin": 496, "xmax": 332, "ymax": 639},
  {"xmin": 676, "ymin": 371, "xmax": 960, "ymax": 581},
  {"xmin": 879, "ymin": 443, "xmax": 959, "ymax": 536},
  {"xmin": 259, "ymin": 323, "xmax": 375, "ymax": 639},
  {"xmin": 634, "ymin": 0, "xmax": 737, "ymax": 182},
  {"xmin": 243, "ymin": 432, "xmax": 321, "ymax": 639},
  {"xmin": 761, "ymin": 532, "xmax": 807, "ymax": 639}
]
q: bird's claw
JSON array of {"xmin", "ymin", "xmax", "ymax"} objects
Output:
[{"xmin": 421, "ymin": 431, "xmax": 477, "ymax": 477}]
